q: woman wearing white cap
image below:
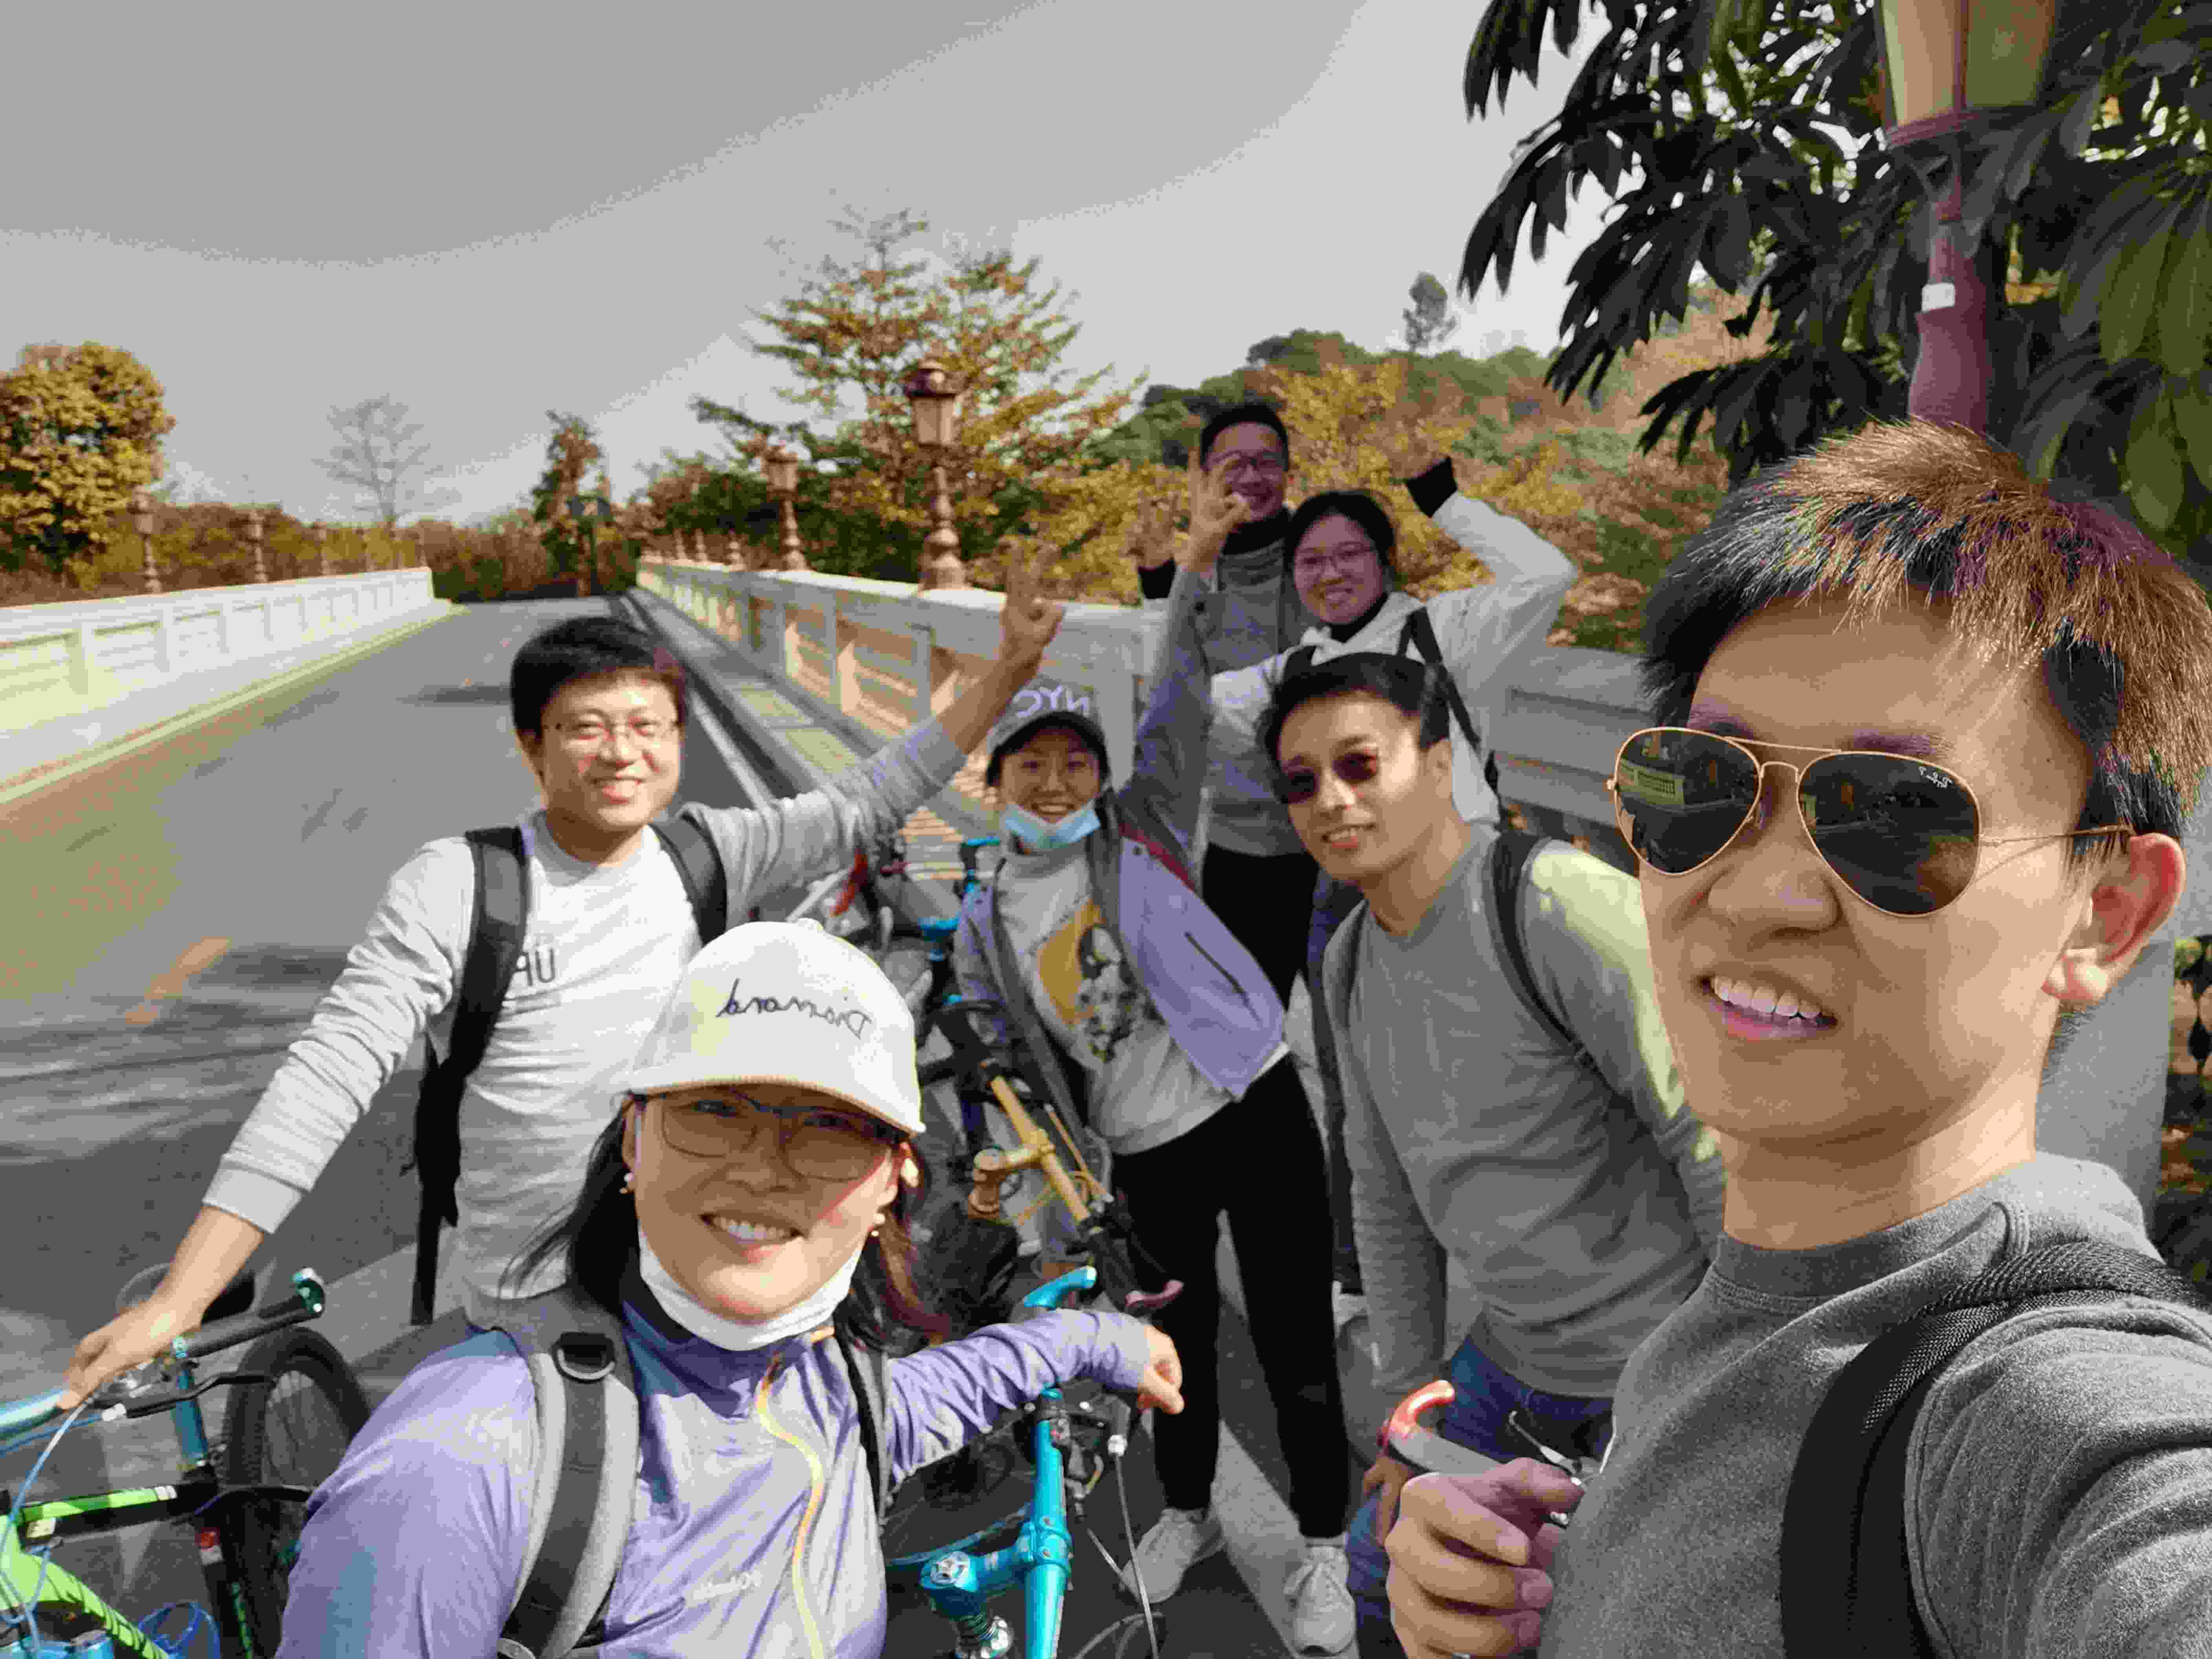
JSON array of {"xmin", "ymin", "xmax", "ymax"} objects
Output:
[{"xmin": 268, "ymin": 921, "xmax": 1185, "ymax": 1658}]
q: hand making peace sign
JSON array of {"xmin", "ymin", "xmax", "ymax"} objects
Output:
[
  {"xmin": 994, "ymin": 537, "xmax": 1067, "ymax": 668},
  {"xmin": 1180, "ymin": 447, "xmax": 1253, "ymax": 576}
]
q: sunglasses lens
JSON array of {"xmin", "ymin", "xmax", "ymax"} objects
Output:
[
  {"xmin": 1613, "ymin": 730, "xmax": 1760, "ymax": 873},
  {"xmin": 1280, "ymin": 770, "xmax": 1319, "ymax": 804},
  {"xmin": 1800, "ymin": 755, "xmax": 1978, "ymax": 916}
]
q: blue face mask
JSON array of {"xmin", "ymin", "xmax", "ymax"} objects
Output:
[{"xmin": 1003, "ymin": 799, "xmax": 1102, "ymax": 853}]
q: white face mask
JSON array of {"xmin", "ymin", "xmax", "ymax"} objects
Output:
[
  {"xmin": 636, "ymin": 1225, "xmax": 865, "ymax": 1351},
  {"xmin": 1003, "ymin": 799, "xmax": 1102, "ymax": 852}
]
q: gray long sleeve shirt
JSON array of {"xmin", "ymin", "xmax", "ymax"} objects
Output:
[
  {"xmin": 1320, "ymin": 825, "xmax": 1723, "ymax": 1402},
  {"xmin": 1542, "ymin": 1153, "xmax": 2212, "ymax": 1657},
  {"xmin": 203, "ymin": 720, "xmax": 969, "ymax": 1326}
]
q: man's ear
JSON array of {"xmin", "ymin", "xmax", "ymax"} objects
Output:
[
  {"xmin": 515, "ymin": 729, "xmax": 545, "ymax": 784},
  {"xmin": 2045, "ymin": 833, "xmax": 2187, "ymax": 1007}
]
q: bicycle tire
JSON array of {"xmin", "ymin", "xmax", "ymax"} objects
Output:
[{"xmin": 220, "ymin": 1326, "xmax": 372, "ymax": 1654}]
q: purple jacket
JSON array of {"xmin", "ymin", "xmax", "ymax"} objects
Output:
[
  {"xmin": 273, "ymin": 1289, "xmax": 1153, "ymax": 1657},
  {"xmin": 952, "ymin": 567, "xmax": 1287, "ymax": 1112}
]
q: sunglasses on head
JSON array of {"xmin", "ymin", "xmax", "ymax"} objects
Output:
[
  {"xmin": 1606, "ymin": 727, "xmax": 2132, "ymax": 917},
  {"xmin": 1275, "ymin": 751, "xmax": 1380, "ymax": 805}
]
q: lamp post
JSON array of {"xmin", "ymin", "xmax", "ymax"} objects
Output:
[
  {"xmin": 133, "ymin": 490, "xmax": 159, "ymax": 595},
  {"xmin": 1877, "ymin": 0, "xmax": 2060, "ymax": 435},
  {"xmin": 246, "ymin": 507, "xmax": 267, "ymax": 584},
  {"xmin": 313, "ymin": 522, "xmax": 329, "ymax": 577},
  {"xmin": 760, "ymin": 445, "xmax": 809, "ymax": 571},
  {"xmin": 902, "ymin": 358, "xmax": 968, "ymax": 591}
]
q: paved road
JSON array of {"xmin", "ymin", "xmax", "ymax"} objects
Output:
[{"xmin": 0, "ymin": 597, "xmax": 1352, "ymax": 1656}]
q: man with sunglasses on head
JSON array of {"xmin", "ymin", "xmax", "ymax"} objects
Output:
[
  {"xmin": 1255, "ymin": 647, "xmax": 1724, "ymax": 1659},
  {"xmin": 1380, "ymin": 422, "xmax": 2212, "ymax": 1659},
  {"xmin": 58, "ymin": 577, "xmax": 1067, "ymax": 1411}
]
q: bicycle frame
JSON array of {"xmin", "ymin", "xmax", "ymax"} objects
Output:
[
  {"xmin": 0, "ymin": 1272, "xmax": 330, "ymax": 1659},
  {"xmin": 900, "ymin": 1267, "xmax": 1120, "ymax": 1659}
]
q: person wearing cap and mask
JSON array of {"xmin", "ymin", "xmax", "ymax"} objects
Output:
[
  {"xmin": 953, "ymin": 656, "xmax": 1357, "ymax": 1652},
  {"xmin": 270, "ymin": 921, "xmax": 1187, "ymax": 1659}
]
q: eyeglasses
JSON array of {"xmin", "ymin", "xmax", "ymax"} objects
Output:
[
  {"xmin": 1276, "ymin": 751, "xmax": 1380, "ymax": 806},
  {"xmin": 1292, "ymin": 548, "xmax": 1377, "ymax": 579},
  {"xmin": 646, "ymin": 1091, "xmax": 903, "ymax": 1180},
  {"xmin": 1214, "ymin": 451, "xmax": 1285, "ymax": 477},
  {"xmin": 1606, "ymin": 727, "xmax": 2132, "ymax": 917},
  {"xmin": 553, "ymin": 717, "xmax": 678, "ymax": 753}
]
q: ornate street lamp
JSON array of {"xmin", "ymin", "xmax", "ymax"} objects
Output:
[
  {"xmin": 133, "ymin": 490, "xmax": 159, "ymax": 595},
  {"xmin": 1877, "ymin": 0, "xmax": 2060, "ymax": 435},
  {"xmin": 760, "ymin": 444, "xmax": 809, "ymax": 571},
  {"xmin": 902, "ymin": 358, "xmax": 968, "ymax": 591},
  {"xmin": 246, "ymin": 507, "xmax": 267, "ymax": 584}
]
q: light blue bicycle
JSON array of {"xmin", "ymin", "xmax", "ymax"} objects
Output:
[{"xmin": 887, "ymin": 1265, "xmax": 1170, "ymax": 1659}]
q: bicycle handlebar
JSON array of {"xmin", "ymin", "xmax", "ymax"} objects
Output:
[{"xmin": 0, "ymin": 1269, "xmax": 327, "ymax": 1444}]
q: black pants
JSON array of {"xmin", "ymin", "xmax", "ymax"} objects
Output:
[
  {"xmin": 1201, "ymin": 846, "xmax": 1320, "ymax": 1005},
  {"xmin": 1205, "ymin": 845, "xmax": 1361, "ymax": 1287},
  {"xmin": 1113, "ymin": 1060, "xmax": 1351, "ymax": 1538}
]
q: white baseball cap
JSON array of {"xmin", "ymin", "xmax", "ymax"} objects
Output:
[{"xmin": 623, "ymin": 919, "xmax": 926, "ymax": 1137}]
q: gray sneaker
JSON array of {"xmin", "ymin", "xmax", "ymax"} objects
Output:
[{"xmin": 1121, "ymin": 1505, "xmax": 1225, "ymax": 1602}]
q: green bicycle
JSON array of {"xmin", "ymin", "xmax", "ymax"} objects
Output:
[{"xmin": 0, "ymin": 1266, "xmax": 369, "ymax": 1658}]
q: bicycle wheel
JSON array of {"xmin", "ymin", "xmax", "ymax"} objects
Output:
[{"xmin": 219, "ymin": 1326, "xmax": 372, "ymax": 1654}]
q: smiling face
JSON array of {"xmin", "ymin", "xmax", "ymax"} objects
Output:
[
  {"xmin": 515, "ymin": 670, "xmax": 683, "ymax": 862},
  {"xmin": 1291, "ymin": 513, "xmax": 1391, "ymax": 627},
  {"xmin": 998, "ymin": 724, "xmax": 1103, "ymax": 824},
  {"xmin": 1637, "ymin": 594, "xmax": 2161, "ymax": 1219},
  {"xmin": 1275, "ymin": 690, "xmax": 1457, "ymax": 888},
  {"xmin": 620, "ymin": 1082, "xmax": 916, "ymax": 1322},
  {"xmin": 1207, "ymin": 421, "xmax": 1289, "ymax": 521}
]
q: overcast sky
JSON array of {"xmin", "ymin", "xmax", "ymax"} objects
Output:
[{"xmin": 7, "ymin": 0, "xmax": 1619, "ymax": 526}]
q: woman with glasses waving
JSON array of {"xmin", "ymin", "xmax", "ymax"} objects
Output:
[
  {"xmin": 268, "ymin": 922, "xmax": 1186, "ymax": 1659},
  {"xmin": 1255, "ymin": 653, "xmax": 1724, "ymax": 1659}
]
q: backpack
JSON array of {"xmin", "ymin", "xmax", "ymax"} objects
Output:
[
  {"xmin": 1284, "ymin": 607, "xmax": 1501, "ymax": 798},
  {"xmin": 1780, "ymin": 1238, "xmax": 2212, "ymax": 1657},
  {"xmin": 406, "ymin": 817, "xmax": 730, "ymax": 1325},
  {"xmin": 483, "ymin": 1282, "xmax": 896, "ymax": 1659}
]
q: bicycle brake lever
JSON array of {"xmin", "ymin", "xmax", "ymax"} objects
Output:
[{"xmin": 1122, "ymin": 1281, "xmax": 1182, "ymax": 1316}]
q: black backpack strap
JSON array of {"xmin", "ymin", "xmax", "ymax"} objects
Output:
[
  {"xmin": 1399, "ymin": 611, "xmax": 1480, "ymax": 753},
  {"xmin": 1780, "ymin": 1239, "xmax": 2212, "ymax": 1659},
  {"xmin": 493, "ymin": 1290, "xmax": 639, "ymax": 1659},
  {"xmin": 1483, "ymin": 828, "xmax": 1587, "ymax": 1067},
  {"xmin": 410, "ymin": 827, "xmax": 529, "ymax": 1325},
  {"xmin": 834, "ymin": 1326, "xmax": 896, "ymax": 1521},
  {"xmin": 651, "ymin": 814, "xmax": 729, "ymax": 945}
]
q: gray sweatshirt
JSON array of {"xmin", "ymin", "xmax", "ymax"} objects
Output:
[
  {"xmin": 1320, "ymin": 826, "xmax": 1723, "ymax": 1401},
  {"xmin": 1543, "ymin": 1153, "xmax": 2212, "ymax": 1657},
  {"xmin": 203, "ymin": 720, "xmax": 970, "ymax": 1326},
  {"xmin": 1181, "ymin": 527, "xmax": 1310, "ymax": 858}
]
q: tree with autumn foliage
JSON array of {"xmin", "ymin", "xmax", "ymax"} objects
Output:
[
  {"xmin": 529, "ymin": 413, "xmax": 606, "ymax": 593},
  {"xmin": 0, "ymin": 342, "xmax": 175, "ymax": 582},
  {"xmin": 696, "ymin": 207, "xmax": 1146, "ymax": 588}
]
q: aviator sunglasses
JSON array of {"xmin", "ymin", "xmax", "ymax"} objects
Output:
[{"xmin": 1606, "ymin": 727, "xmax": 2132, "ymax": 917}]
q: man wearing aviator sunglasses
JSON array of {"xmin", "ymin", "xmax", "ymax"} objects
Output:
[{"xmin": 1382, "ymin": 421, "xmax": 2212, "ymax": 1659}]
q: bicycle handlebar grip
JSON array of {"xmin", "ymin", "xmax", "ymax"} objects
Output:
[
  {"xmin": 1019, "ymin": 1264, "xmax": 1099, "ymax": 1313},
  {"xmin": 1379, "ymin": 1379, "xmax": 1505, "ymax": 1480},
  {"xmin": 170, "ymin": 1268, "xmax": 326, "ymax": 1365},
  {"xmin": 1123, "ymin": 1281, "xmax": 1183, "ymax": 1317}
]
